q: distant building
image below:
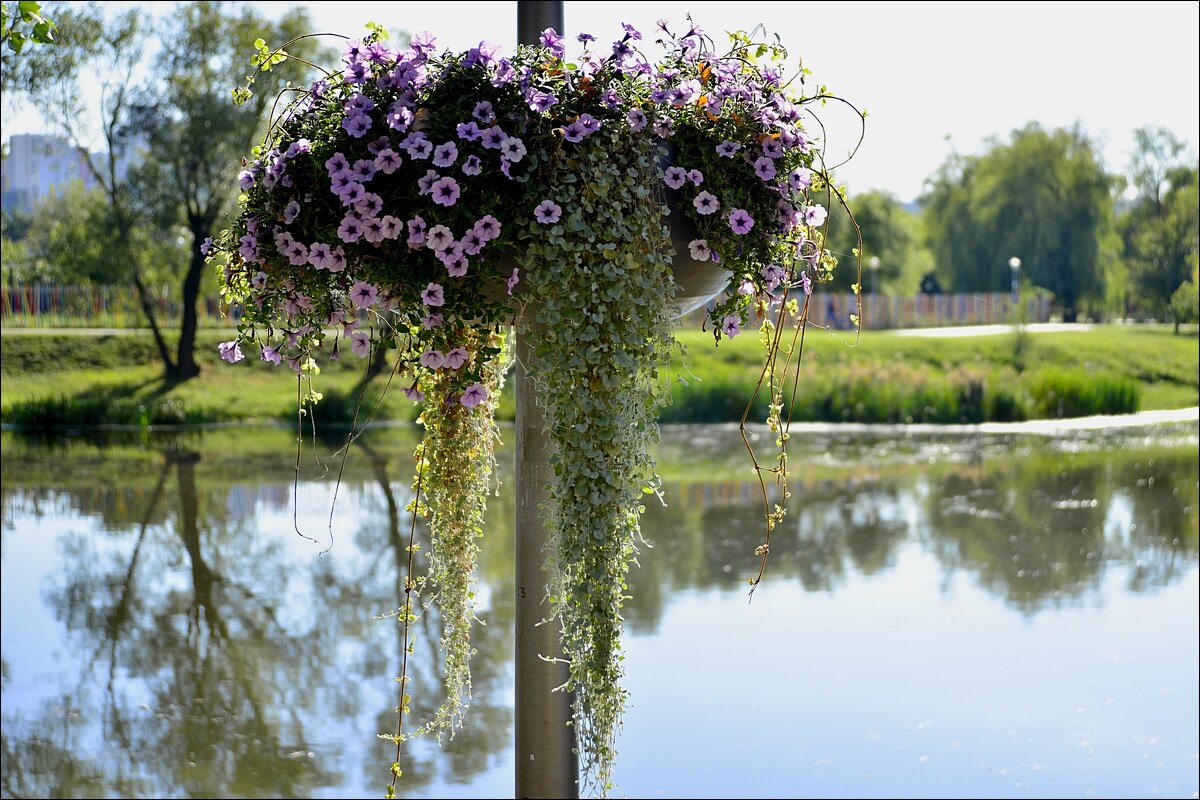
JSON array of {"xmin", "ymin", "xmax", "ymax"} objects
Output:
[{"xmin": 1, "ymin": 133, "xmax": 97, "ymax": 214}]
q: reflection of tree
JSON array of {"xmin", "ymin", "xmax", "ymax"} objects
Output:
[
  {"xmin": 626, "ymin": 476, "xmax": 910, "ymax": 611},
  {"xmin": 331, "ymin": 438, "xmax": 517, "ymax": 794},
  {"xmin": 1108, "ymin": 451, "xmax": 1199, "ymax": 592},
  {"xmin": 4, "ymin": 445, "xmax": 338, "ymax": 797},
  {"xmin": 924, "ymin": 458, "xmax": 1111, "ymax": 613},
  {"xmin": 922, "ymin": 445, "xmax": 1199, "ymax": 613},
  {"xmin": 2, "ymin": 427, "xmax": 523, "ymax": 798}
]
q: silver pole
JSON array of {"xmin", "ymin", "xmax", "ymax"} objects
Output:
[{"xmin": 515, "ymin": 5, "xmax": 575, "ymax": 799}]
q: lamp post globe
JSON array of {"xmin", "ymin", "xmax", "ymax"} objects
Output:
[{"xmin": 1008, "ymin": 256, "xmax": 1021, "ymax": 301}]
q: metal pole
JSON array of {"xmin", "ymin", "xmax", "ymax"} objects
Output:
[{"xmin": 515, "ymin": 5, "xmax": 575, "ymax": 799}]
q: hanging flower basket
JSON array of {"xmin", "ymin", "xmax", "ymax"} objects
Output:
[{"xmin": 208, "ymin": 17, "xmax": 861, "ymax": 796}]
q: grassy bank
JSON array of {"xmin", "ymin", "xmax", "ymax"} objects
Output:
[{"xmin": 1, "ymin": 325, "xmax": 1196, "ymax": 428}]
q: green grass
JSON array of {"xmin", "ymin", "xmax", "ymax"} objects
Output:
[{"xmin": 1, "ymin": 325, "xmax": 1195, "ymax": 427}]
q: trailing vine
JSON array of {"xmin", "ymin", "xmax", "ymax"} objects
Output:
[
  {"xmin": 518, "ymin": 127, "xmax": 678, "ymax": 794},
  {"xmin": 415, "ymin": 327, "xmax": 509, "ymax": 735}
]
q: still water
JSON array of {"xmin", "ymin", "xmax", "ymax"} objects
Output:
[{"xmin": 1, "ymin": 422, "xmax": 1197, "ymax": 799}]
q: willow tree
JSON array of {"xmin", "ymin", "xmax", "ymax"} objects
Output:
[{"xmin": 923, "ymin": 123, "xmax": 1115, "ymax": 318}]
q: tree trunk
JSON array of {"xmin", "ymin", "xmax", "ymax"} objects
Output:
[
  {"xmin": 133, "ymin": 273, "xmax": 178, "ymax": 376},
  {"xmin": 170, "ymin": 231, "xmax": 207, "ymax": 382}
]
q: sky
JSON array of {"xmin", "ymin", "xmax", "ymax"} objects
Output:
[{"xmin": 3, "ymin": 0, "xmax": 1198, "ymax": 202}]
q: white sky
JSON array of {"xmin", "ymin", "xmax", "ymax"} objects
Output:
[{"xmin": 3, "ymin": 0, "xmax": 1197, "ymax": 202}]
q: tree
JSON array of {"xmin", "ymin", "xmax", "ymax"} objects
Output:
[
  {"xmin": 823, "ymin": 188, "xmax": 932, "ymax": 294},
  {"xmin": 131, "ymin": 1, "xmax": 321, "ymax": 379},
  {"xmin": 5, "ymin": 2, "xmax": 319, "ymax": 380},
  {"xmin": 2, "ymin": 183, "xmax": 184, "ymax": 284},
  {"xmin": 922, "ymin": 123, "xmax": 1116, "ymax": 319},
  {"xmin": 5, "ymin": 3, "xmax": 186, "ymax": 367},
  {"xmin": 1119, "ymin": 127, "xmax": 1198, "ymax": 322}
]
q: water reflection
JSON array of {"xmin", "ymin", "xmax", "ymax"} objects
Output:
[{"xmin": 2, "ymin": 423, "xmax": 1197, "ymax": 798}]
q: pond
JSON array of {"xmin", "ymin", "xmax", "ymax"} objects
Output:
[{"xmin": 1, "ymin": 421, "xmax": 1197, "ymax": 799}]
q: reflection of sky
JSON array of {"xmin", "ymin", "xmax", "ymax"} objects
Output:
[
  {"xmin": 618, "ymin": 549, "xmax": 1198, "ymax": 798},
  {"xmin": 2, "ymin": 427, "xmax": 1197, "ymax": 799}
]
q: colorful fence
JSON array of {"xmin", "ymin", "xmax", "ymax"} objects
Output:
[
  {"xmin": 681, "ymin": 291, "xmax": 1051, "ymax": 330},
  {"xmin": 1, "ymin": 284, "xmax": 1050, "ymax": 330}
]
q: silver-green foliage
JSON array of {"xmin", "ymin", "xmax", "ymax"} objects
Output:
[{"xmin": 518, "ymin": 128, "xmax": 679, "ymax": 794}]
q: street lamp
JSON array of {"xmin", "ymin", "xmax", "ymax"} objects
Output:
[
  {"xmin": 868, "ymin": 255, "xmax": 880, "ymax": 295},
  {"xmin": 1008, "ymin": 256, "xmax": 1021, "ymax": 301}
]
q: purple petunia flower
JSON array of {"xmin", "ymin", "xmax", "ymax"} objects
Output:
[
  {"xmin": 799, "ymin": 270, "xmax": 813, "ymax": 295},
  {"xmin": 260, "ymin": 344, "xmax": 282, "ymax": 365},
  {"xmin": 443, "ymin": 252, "xmax": 469, "ymax": 277},
  {"xmin": 342, "ymin": 112, "xmax": 372, "ymax": 138},
  {"xmin": 687, "ymin": 169, "xmax": 703, "ymax": 186},
  {"xmin": 762, "ymin": 264, "xmax": 786, "ymax": 292},
  {"xmin": 420, "ymin": 349, "xmax": 447, "ymax": 369},
  {"xmin": 431, "ymin": 176, "xmax": 460, "ymax": 206},
  {"xmin": 218, "ymin": 341, "xmax": 244, "ymax": 363},
  {"xmin": 788, "ymin": 167, "xmax": 813, "ymax": 191},
  {"xmin": 423, "ymin": 313, "xmax": 443, "ymax": 329},
  {"xmin": 474, "ymin": 215, "xmax": 501, "ymax": 240},
  {"xmin": 283, "ymin": 240, "xmax": 309, "ymax": 266},
  {"xmin": 473, "ymin": 100, "xmax": 495, "ymax": 123},
  {"xmin": 651, "ymin": 117, "xmax": 673, "ymax": 138},
  {"xmin": 352, "ymin": 158, "xmax": 377, "ymax": 181},
  {"xmin": 238, "ymin": 169, "xmax": 255, "ymax": 190},
  {"xmin": 626, "ymin": 108, "xmax": 648, "ymax": 132},
  {"xmin": 762, "ymin": 138, "xmax": 784, "ymax": 159},
  {"xmin": 804, "ymin": 204, "xmax": 828, "ymax": 227},
  {"xmin": 693, "ymin": 191, "xmax": 720, "ymax": 215},
  {"xmin": 539, "ymin": 27, "xmax": 565, "ymax": 58},
  {"xmin": 480, "ymin": 125, "xmax": 507, "ymax": 149},
  {"xmin": 375, "ymin": 148, "xmax": 402, "ymax": 174},
  {"xmin": 433, "ymin": 141, "xmax": 458, "ymax": 167},
  {"xmin": 460, "ymin": 382, "xmax": 488, "ymax": 408},
  {"xmin": 462, "ymin": 154, "xmax": 483, "ymax": 176},
  {"xmin": 754, "ymin": 156, "xmax": 777, "ymax": 181},
  {"xmin": 426, "ymin": 224, "xmax": 454, "ymax": 252},
  {"xmin": 379, "ymin": 215, "xmax": 403, "ymax": 240},
  {"xmin": 350, "ymin": 331, "xmax": 372, "ymax": 358},
  {"xmin": 407, "ymin": 216, "xmax": 427, "ymax": 247},
  {"xmin": 456, "ymin": 120, "xmax": 483, "ymax": 141},
  {"xmin": 728, "ymin": 208, "xmax": 755, "ymax": 235},
  {"xmin": 308, "ymin": 242, "xmax": 334, "ymax": 270},
  {"xmin": 459, "ymin": 230, "xmax": 485, "ymax": 255},
  {"xmin": 528, "ymin": 90, "xmax": 559, "ymax": 113},
  {"xmin": 720, "ymin": 315, "xmax": 741, "ymax": 338},
  {"xmin": 663, "ymin": 166, "xmax": 687, "ymax": 190},
  {"xmin": 326, "ymin": 153, "xmax": 350, "ymax": 175},
  {"xmin": 403, "ymin": 383, "xmax": 425, "ymax": 402},
  {"xmin": 421, "ymin": 282, "xmax": 445, "ymax": 307},
  {"xmin": 338, "ymin": 215, "xmax": 364, "ymax": 243},
  {"xmin": 339, "ymin": 182, "xmax": 366, "ymax": 207},
  {"xmin": 284, "ymin": 200, "xmax": 301, "ymax": 224},
  {"xmin": 443, "ymin": 347, "xmax": 469, "ymax": 369},
  {"xmin": 534, "ymin": 199, "xmax": 562, "ymax": 224},
  {"xmin": 716, "ymin": 140, "xmax": 742, "ymax": 157},
  {"xmin": 688, "ymin": 239, "xmax": 711, "ymax": 261},
  {"xmin": 417, "ymin": 169, "xmax": 440, "ymax": 195},
  {"xmin": 506, "ymin": 267, "xmax": 520, "ymax": 295},
  {"xmin": 349, "ymin": 280, "xmax": 378, "ymax": 308},
  {"xmin": 356, "ymin": 192, "xmax": 383, "ymax": 218},
  {"xmin": 500, "ymin": 136, "xmax": 527, "ymax": 163}
]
